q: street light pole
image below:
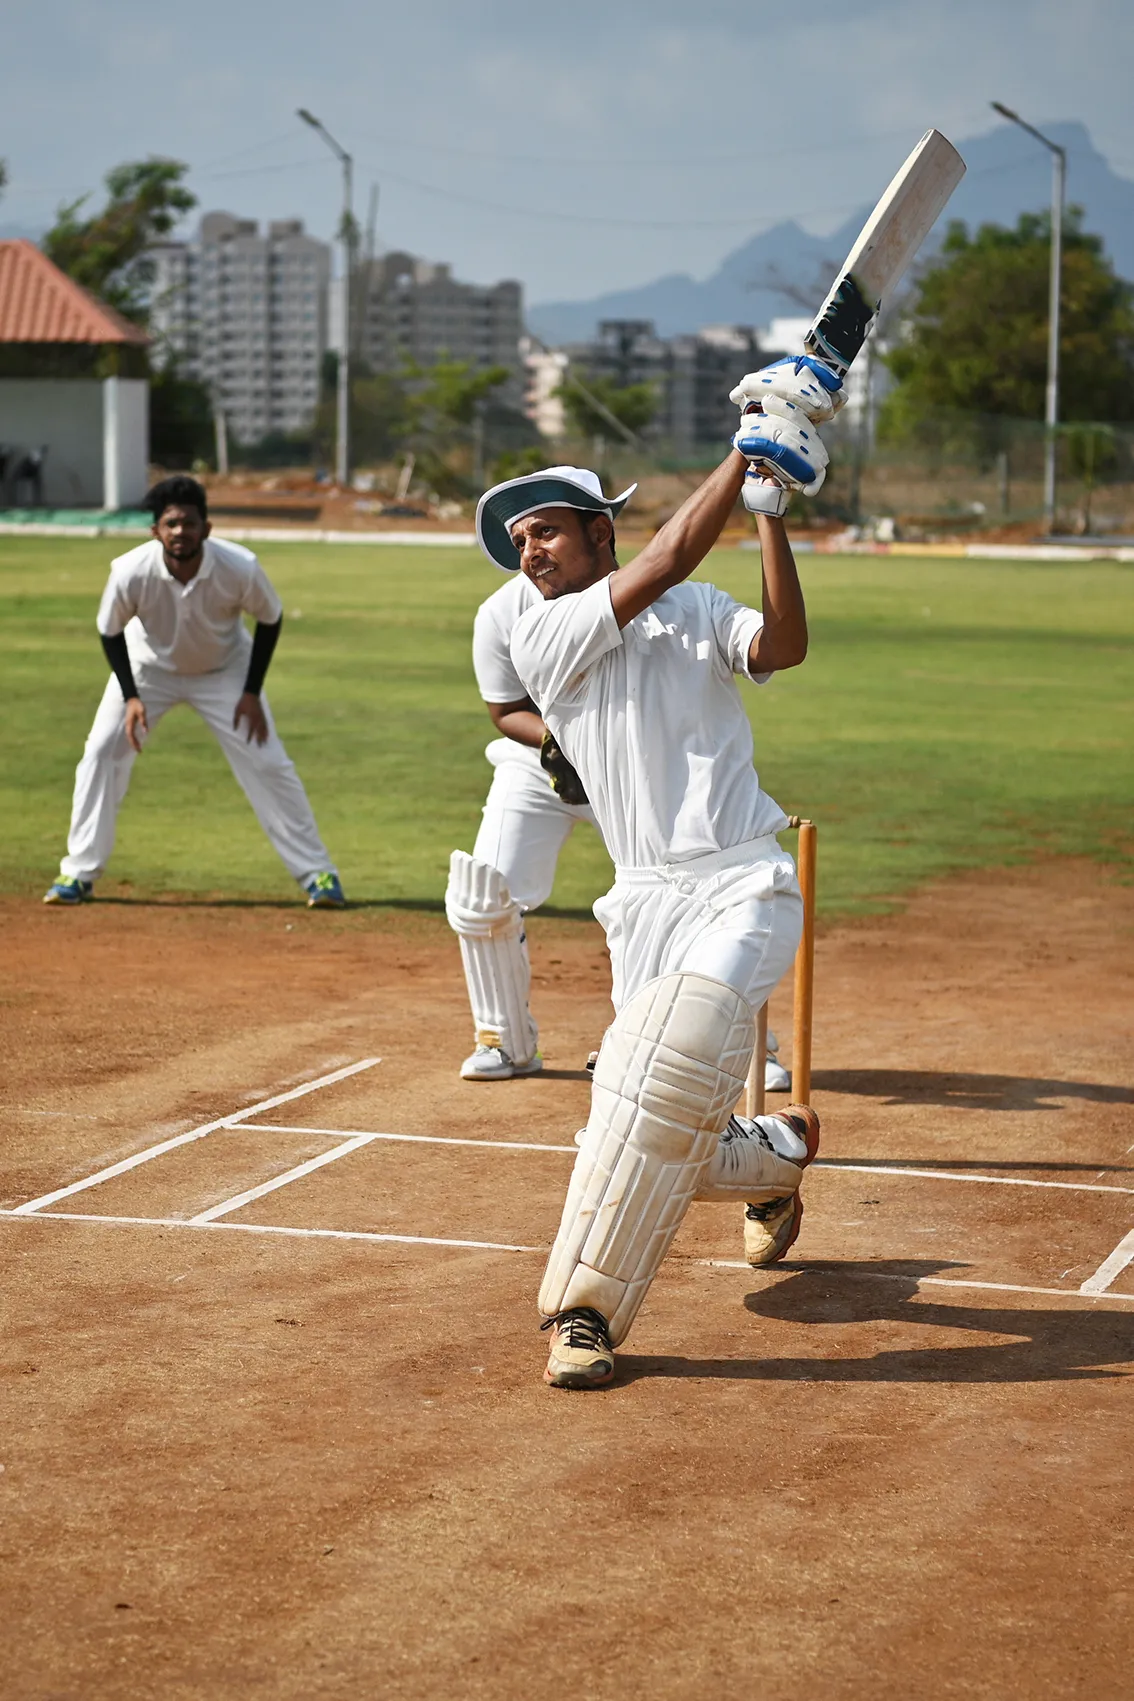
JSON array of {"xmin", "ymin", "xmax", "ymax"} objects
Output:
[
  {"xmin": 991, "ymin": 102, "xmax": 1066, "ymax": 533},
  {"xmin": 298, "ymin": 108, "xmax": 353, "ymax": 487}
]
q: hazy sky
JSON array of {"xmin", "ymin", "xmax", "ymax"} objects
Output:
[{"xmin": 3, "ymin": 0, "xmax": 1132, "ymax": 301}]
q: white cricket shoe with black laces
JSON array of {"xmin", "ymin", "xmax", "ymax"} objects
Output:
[{"xmin": 541, "ymin": 1306, "xmax": 615, "ymax": 1389}]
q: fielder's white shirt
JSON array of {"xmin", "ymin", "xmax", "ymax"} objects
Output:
[
  {"xmin": 97, "ymin": 537, "xmax": 283, "ymax": 675},
  {"xmin": 472, "ymin": 571, "xmax": 545, "ymax": 774},
  {"xmin": 510, "ymin": 575, "xmax": 788, "ymax": 869}
]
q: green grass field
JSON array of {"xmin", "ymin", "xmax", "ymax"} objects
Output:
[{"xmin": 1, "ymin": 535, "xmax": 1131, "ymax": 914}]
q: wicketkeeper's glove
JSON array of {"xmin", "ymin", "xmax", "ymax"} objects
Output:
[
  {"xmin": 540, "ymin": 731, "xmax": 589, "ymax": 807},
  {"xmin": 730, "ymin": 355, "xmax": 847, "ymax": 424}
]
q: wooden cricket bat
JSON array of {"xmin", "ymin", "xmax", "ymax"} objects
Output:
[{"xmin": 805, "ymin": 128, "xmax": 966, "ymax": 375}]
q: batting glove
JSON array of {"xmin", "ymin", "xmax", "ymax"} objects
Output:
[
  {"xmin": 730, "ymin": 355, "xmax": 847, "ymax": 424},
  {"xmin": 733, "ymin": 401, "xmax": 828, "ymax": 495},
  {"xmin": 742, "ymin": 471, "xmax": 791, "ymax": 517}
]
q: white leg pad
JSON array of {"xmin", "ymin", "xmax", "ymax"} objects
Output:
[
  {"xmin": 539, "ymin": 972, "xmax": 754, "ymax": 1345},
  {"xmin": 694, "ymin": 1114, "xmax": 811, "ymax": 1202},
  {"xmin": 445, "ymin": 851, "xmax": 537, "ymax": 1065}
]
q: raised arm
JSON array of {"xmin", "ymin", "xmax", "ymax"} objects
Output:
[
  {"xmin": 749, "ymin": 514, "xmax": 808, "ymax": 673},
  {"xmin": 607, "ymin": 450, "xmax": 748, "ymax": 628}
]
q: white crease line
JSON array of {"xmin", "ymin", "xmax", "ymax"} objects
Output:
[
  {"xmin": 1079, "ymin": 1228, "xmax": 1134, "ymax": 1295},
  {"xmin": 190, "ymin": 1135, "xmax": 379, "ymax": 1224},
  {"xmin": 812, "ymin": 1161, "xmax": 1134, "ymax": 1196},
  {"xmin": 702, "ymin": 1260, "xmax": 1134, "ymax": 1304},
  {"xmin": 240, "ymin": 1134, "xmax": 1134, "ymax": 1194},
  {"xmin": 246, "ymin": 1122, "xmax": 578, "ymax": 1154},
  {"xmin": 0, "ymin": 1209, "xmax": 540, "ymax": 1254},
  {"xmin": 3, "ymin": 1208, "xmax": 1130, "ymax": 1299},
  {"xmin": 12, "ymin": 1059, "xmax": 381, "ymax": 1215}
]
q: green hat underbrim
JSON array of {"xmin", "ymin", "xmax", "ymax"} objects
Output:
[{"xmin": 476, "ymin": 475, "xmax": 637, "ymax": 573}]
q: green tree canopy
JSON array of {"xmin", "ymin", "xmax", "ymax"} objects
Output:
[
  {"xmin": 881, "ymin": 210, "xmax": 1134, "ymax": 435},
  {"xmin": 43, "ymin": 158, "xmax": 196, "ymax": 325},
  {"xmin": 555, "ymin": 370, "xmax": 658, "ymax": 441}
]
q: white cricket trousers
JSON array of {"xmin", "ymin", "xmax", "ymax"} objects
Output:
[
  {"xmin": 60, "ymin": 659, "xmax": 336, "ymax": 885},
  {"xmin": 593, "ymin": 834, "xmax": 803, "ymax": 1017},
  {"xmin": 472, "ymin": 740, "xmax": 596, "ymax": 910}
]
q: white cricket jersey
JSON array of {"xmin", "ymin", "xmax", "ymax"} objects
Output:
[
  {"xmin": 472, "ymin": 570, "xmax": 545, "ymax": 773},
  {"xmin": 510, "ymin": 575, "xmax": 788, "ymax": 869},
  {"xmin": 96, "ymin": 537, "xmax": 283, "ymax": 675}
]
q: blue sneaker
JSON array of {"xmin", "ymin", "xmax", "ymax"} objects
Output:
[
  {"xmin": 304, "ymin": 872, "xmax": 346, "ymax": 909},
  {"xmin": 44, "ymin": 876, "xmax": 93, "ymax": 906}
]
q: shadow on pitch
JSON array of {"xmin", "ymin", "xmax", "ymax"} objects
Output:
[
  {"xmin": 615, "ymin": 1260, "xmax": 1134, "ymax": 1386},
  {"xmin": 812, "ymin": 1067, "xmax": 1134, "ymax": 1112}
]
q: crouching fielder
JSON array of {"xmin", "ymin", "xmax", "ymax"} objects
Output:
[{"xmin": 477, "ymin": 396, "xmax": 830, "ymax": 1387}]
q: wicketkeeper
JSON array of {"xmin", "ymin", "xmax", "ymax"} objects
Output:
[
  {"xmin": 44, "ymin": 476, "xmax": 345, "ymax": 909},
  {"xmin": 474, "ymin": 356, "xmax": 842, "ymax": 1387}
]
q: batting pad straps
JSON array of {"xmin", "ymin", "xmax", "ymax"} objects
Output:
[
  {"xmin": 540, "ymin": 972, "xmax": 754, "ymax": 1345},
  {"xmin": 445, "ymin": 851, "xmax": 537, "ymax": 1065},
  {"xmin": 694, "ymin": 1113, "xmax": 811, "ymax": 1202}
]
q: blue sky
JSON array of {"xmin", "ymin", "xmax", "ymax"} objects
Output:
[{"xmin": 3, "ymin": 0, "xmax": 1132, "ymax": 301}]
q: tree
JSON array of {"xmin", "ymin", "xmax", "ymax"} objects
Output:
[
  {"xmin": 555, "ymin": 370, "xmax": 658, "ymax": 442},
  {"xmin": 42, "ymin": 158, "xmax": 196, "ymax": 325},
  {"xmin": 881, "ymin": 210, "xmax": 1134, "ymax": 436},
  {"xmin": 400, "ymin": 357, "xmax": 511, "ymax": 495}
]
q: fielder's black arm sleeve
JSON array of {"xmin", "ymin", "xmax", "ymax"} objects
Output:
[
  {"xmin": 100, "ymin": 631, "xmax": 139, "ymax": 702},
  {"xmin": 243, "ymin": 618, "xmax": 282, "ymax": 697}
]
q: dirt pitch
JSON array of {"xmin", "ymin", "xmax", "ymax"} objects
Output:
[{"xmin": 2, "ymin": 860, "xmax": 1132, "ymax": 1700}]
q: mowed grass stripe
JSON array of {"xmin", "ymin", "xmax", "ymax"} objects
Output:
[{"xmin": 1, "ymin": 536, "xmax": 1130, "ymax": 912}]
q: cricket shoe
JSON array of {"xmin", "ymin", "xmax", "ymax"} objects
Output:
[
  {"xmin": 460, "ymin": 1043, "xmax": 542, "ymax": 1082},
  {"xmin": 541, "ymin": 1306, "xmax": 615, "ymax": 1389},
  {"xmin": 741, "ymin": 1104, "xmax": 821, "ymax": 1267},
  {"xmin": 304, "ymin": 872, "xmax": 346, "ymax": 908},
  {"xmin": 43, "ymin": 877, "xmax": 93, "ymax": 906}
]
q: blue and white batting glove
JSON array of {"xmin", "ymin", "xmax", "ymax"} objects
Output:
[
  {"xmin": 732, "ymin": 400, "xmax": 829, "ymax": 496},
  {"xmin": 742, "ymin": 471, "xmax": 791, "ymax": 516},
  {"xmin": 730, "ymin": 355, "xmax": 846, "ymax": 424}
]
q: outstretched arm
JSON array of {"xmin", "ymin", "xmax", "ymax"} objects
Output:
[
  {"xmin": 607, "ymin": 450, "xmax": 748, "ymax": 628},
  {"xmin": 749, "ymin": 514, "xmax": 808, "ymax": 672}
]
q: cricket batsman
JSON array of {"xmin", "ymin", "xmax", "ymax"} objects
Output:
[
  {"xmin": 44, "ymin": 476, "xmax": 345, "ymax": 909},
  {"xmin": 475, "ymin": 357, "xmax": 841, "ymax": 1387},
  {"xmin": 445, "ymin": 483, "xmax": 793, "ymax": 1095}
]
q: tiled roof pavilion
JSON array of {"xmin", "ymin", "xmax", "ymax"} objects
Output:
[{"xmin": 0, "ymin": 240, "xmax": 149, "ymax": 345}]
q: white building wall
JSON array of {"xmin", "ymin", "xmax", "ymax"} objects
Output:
[
  {"xmin": 0, "ymin": 380, "xmax": 106, "ymax": 505},
  {"xmin": 102, "ymin": 377, "xmax": 149, "ymax": 509}
]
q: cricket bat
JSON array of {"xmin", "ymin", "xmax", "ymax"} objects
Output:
[{"xmin": 805, "ymin": 128, "xmax": 966, "ymax": 375}]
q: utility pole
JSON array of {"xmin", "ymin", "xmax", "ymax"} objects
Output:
[
  {"xmin": 991, "ymin": 102, "xmax": 1066, "ymax": 533},
  {"xmin": 298, "ymin": 108, "xmax": 353, "ymax": 487}
]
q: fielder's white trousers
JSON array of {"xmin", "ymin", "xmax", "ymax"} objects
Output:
[
  {"xmin": 60, "ymin": 659, "xmax": 336, "ymax": 885},
  {"xmin": 593, "ymin": 834, "xmax": 803, "ymax": 1017},
  {"xmin": 472, "ymin": 740, "xmax": 596, "ymax": 911}
]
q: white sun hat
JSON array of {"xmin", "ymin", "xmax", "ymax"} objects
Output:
[{"xmin": 475, "ymin": 464, "xmax": 637, "ymax": 573}]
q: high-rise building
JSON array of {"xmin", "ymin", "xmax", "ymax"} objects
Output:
[
  {"xmin": 359, "ymin": 251, "xmax": 523, "ymax": 404},
  {"xmin": 542, "ymin": 319, "xmax": 767, "ymax": 452},
  {"xmin": 149, "ymin": 213, "xmax": 331, "ymax": 445}
]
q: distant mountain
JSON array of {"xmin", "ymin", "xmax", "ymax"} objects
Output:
[{"xmin": 527, "ymin": 121, "xmax": 1134, "ymax": 346}]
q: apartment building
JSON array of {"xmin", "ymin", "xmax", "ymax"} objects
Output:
[
  {"xmin": 359, "ymin": 251, "xmax": 524, "ymax": 403},
  {"xmin": 150, "ymin": 213, "xmax": 330, "ymax": 444},
  {"xmin": 542, "ymin": 319, "xmax": 766, "ymax": 452}
]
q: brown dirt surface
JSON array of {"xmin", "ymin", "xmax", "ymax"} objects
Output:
[{"xmin": 2, "ymin": 860, "xmax": 1132, "ymax": 1700}]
